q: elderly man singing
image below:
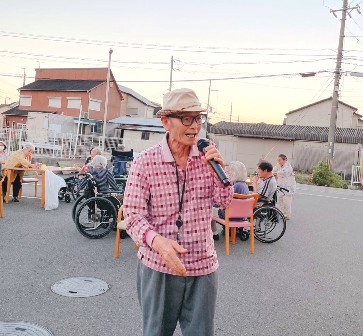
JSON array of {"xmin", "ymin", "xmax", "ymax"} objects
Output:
[{"xmin": 123, "ymin": 88, "xmax": 233, "ymax": 336}]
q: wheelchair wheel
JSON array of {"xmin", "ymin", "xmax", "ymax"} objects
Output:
[
  {"xmin": 253, "ymin": 206, "xmax": 286, "ymax": 243},
  {"xmin": 75, "ymin": 197, "xmax": 117, "ymax": 239},
  {"xmin": 238, "ymin": 228, "xmax": 250, "ymax": 241},
  {"xmin": 71, "ymin": 180, "xmax": 86, "ymax": 200},
  {"xmin": 72, "ymin": 195, "xmax": 86, "ymax": 223},
  {"xmin": 65, "ymin": 194, "xmax": 71, "ymax": 203}
]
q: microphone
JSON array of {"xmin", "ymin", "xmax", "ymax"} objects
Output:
[{"xmin": 197, "ymin": 139, "xmax": 231, "ymax": 186}]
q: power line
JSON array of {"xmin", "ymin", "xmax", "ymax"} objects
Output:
[{"xmin": 0, "ymin": 30, "xmax": 351, "ymax": 56}]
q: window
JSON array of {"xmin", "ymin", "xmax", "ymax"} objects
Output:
[
  {"xmin": 141, "ymin": 131, "xmax": 150, "ymax": 140},
  {"xmin": 89, "ymin": 98, "xmax": 101, "ymax": 111},
  {"xmin": 17, "ymin": 123, "xmax": 27, "ymax": 130},
  {"xmin": 20, "ymin": 95, "xmax": 32, "ymax": 107},
  {"xmin": 49, "ymin": 97, "xmax": 61, "ymax": 108},
  {"xmin": 67, "ymin": 97, "xmax": 81, "ymax": 109}
]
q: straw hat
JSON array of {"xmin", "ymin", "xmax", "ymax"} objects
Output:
[{"xmin": 156, "ymin": 88, "xmax": 207, "ymax": 117}]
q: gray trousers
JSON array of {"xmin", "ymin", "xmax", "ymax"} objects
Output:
[{"xmin": 137, "ymin": 261, "xmax": 218, "ymax": 336}]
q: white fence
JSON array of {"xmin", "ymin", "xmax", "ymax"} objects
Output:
[{"xmin": 351, "ymin": 165, "xmax": 361, "ymax": 186}]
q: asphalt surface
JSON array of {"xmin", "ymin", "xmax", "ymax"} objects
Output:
[{"xmin": 0, "ymin": 184, "xmax": 362, "ymax": 336}]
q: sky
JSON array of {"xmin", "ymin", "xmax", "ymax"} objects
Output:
[{"xmin": 1, "ymin": 0, "xmax": 363, "ymax": 125}]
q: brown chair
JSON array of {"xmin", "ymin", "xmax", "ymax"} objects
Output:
[
  {"xmin": 19, "ymin": 172, "xmax": 39, "ymax": 198},
  {"xmin": 212, "ymin": 193, "xmax": 259, "ymax": 255}
]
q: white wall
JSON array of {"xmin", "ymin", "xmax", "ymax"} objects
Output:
[
  {"xmin": 122, "ymin": 129, "xmax": 164, "ymax": 153},
  {"xmin": 27, "ymin": 112, "xmax": 50, "ymax": 143},
  {"xmin": 123, "ymin": 95, "xmax": 155, "ymax": 118},
  {"xmin": 286, "ymin": 100, "xmax": 358, "ymax": 128},
  {"xmin": 49, "ymin": 114, "xmax": 74, "ymax": 134},
  {"xmin": 209, "ymin": 134, "xmax": 293, "ymax": 173},
  {"xmin": 210, "ymin": 132, "xmax": 360, "ymax": 173}
]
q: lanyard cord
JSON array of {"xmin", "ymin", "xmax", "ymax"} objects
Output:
[{"xmin": 175, "ymin": 163, "xmax": 187, "ymax": 228}]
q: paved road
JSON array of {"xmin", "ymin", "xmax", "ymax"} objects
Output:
[{"xmin": 0, "ymin": 184, "xmax": 362, "ymax": 335}]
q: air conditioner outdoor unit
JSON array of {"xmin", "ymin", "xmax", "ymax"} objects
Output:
[{"xmin": 82, "ymin": 112, "xmax": 89, "ymax": 119}]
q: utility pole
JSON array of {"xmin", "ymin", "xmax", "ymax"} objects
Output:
[
  {"xmin": 169, "ymin": 56, "xmax": 173, "ymax": 91},
  {"xmin": 21, "ymin": 68, "xmax": 26, "ymax": 86},
  {"xmin": 327, "ymin": 0, "xmax": 360, "ymax": 163},
  {"xmin": 229, "ymin": 103, "xmax": 232, "ymax": 122},
  {"xmin": 102, "ymin": 48, "xmax": 113, "ymax": 152},
  {"xmin": 206, "ymin": 80, "xmax": 212, "ymax": 137}
]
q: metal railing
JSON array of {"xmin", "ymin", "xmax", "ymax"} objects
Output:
[
  {"xmin": 351, "ymin": 165, "xmax": 361, "ymax": 186},
  {"xmin": 0, "ymin": 128, "xmax": 158, "ymax": 160}
]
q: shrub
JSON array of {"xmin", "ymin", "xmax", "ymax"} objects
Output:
[{"xmin": 311, "ymin": 161, "xmax": 348, "ymax": 189}]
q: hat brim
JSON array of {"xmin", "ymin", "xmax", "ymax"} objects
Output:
[{"xmin": 156, "ymin": 107, "xmax": 207, "ymax": 117}]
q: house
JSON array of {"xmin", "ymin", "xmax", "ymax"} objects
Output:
[
  {"xmin": 1, "ymin": 103, "xmax": 24, "ymax": 129},
  {"xmin": 209, "ymin": 121, "xmax": 363, "ymax": 174},
  {"xmin": 285, "ymin": 97, "xmax": 363, "ymax": 129},
  {"xmin": 17, "ymin": 68, "xmax": 124, "ymax": 136},
  {"xmin": 119, "ymin": 85, "xmax": 161, "ymax": 118},
  {"xmin": 109, "ymin": 116, "xmax": 165, "ymax": 153}
]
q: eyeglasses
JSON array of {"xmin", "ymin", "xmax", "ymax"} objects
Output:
[{"xmin": 167, "ymin": 115, "xmax": 206, "ymax": 126}]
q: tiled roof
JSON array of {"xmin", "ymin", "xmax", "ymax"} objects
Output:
[
  {"xmin": 210, "ymin": 121, "xmax": 363, "ymax": 144},
  {"xmin": 2, "ymin": 107, "xmax": 56, "ymax": 116},
  {"xmin": 2, "ymin": 107, "xmax": 28, "ymax": 116},
  {"xmin": 19, "ymin": 80, "xmax": 104, "ymax": 92}
]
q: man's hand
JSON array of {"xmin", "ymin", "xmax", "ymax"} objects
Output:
[
  {"xmin": 201, "ymin": 144, "xmax": 226, "ymax": 177},
  {"xmin": 152, "ymin": 235, "xmax": 188, "ymax": 276},
  {"xmin": 79, "ymin": 165, "xmax": 89, "ymax": 173}
]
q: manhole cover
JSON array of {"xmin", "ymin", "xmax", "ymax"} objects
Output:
[
  {"xmin": 51, "ymin": 277, "xmax": 109, "ymax": 297},
  {"xmin": 0, "ymin": 321, "xmax": 53, "ymax": 335}
]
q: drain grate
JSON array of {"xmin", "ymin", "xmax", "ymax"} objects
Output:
[
  {"xmin": 0, "ymin": 321, "xmax": 53, "ymax": 335},
  {"xmin": 51, "ymin": 277, "xmax": 109, "ymax": 298}
]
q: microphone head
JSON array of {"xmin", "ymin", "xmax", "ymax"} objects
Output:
[{"xmin": 197, "ymin": 138, "xmax": 209, "ymax": 152}]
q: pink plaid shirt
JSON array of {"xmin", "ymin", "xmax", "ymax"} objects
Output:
[{"xmin": 124, "ymin": 135, "xmax": 233, "ymax": 276}]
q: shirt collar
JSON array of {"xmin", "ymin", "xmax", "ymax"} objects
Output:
[{"xmin": 161, "ymin": 133, "xmax": 200, "ymax": 163}]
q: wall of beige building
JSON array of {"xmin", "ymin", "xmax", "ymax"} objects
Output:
[
  {"xmin": 286, "ymin": 100, "xmax": 360, "ymax": 128},
  {"xmin": 122, "ymin": 129, "xmax": 164, "ymax": 153},
  {"xmin": 210, "ymin": 133, "xmax": 360, "ymax": 174},
  {"xmin": 120, "ymin": 95, "xmax": 154, "ymax": 118},
  {"xmin": 209, "ymin": 134, "xmax": 293, "ymax": 173}
]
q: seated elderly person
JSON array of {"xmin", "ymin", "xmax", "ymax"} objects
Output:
[
  {"xmin": 253, "ymin": 160, "xmax": 277, "ymax": 206},
  {"xmin": 2, "ymin": 142, "xmax": 37, "ymax": 202},
  {"xmin": 79, "ymin": 155, "xmax": 120, "ymax": 193}
]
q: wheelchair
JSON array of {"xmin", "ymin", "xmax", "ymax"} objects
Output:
[
  {"xmin": 72, "ymin": 173, "xmax": 124, "ymax": 239},
  {"xmin": 251, "ymin": 186, "xmax": 287, "ymax": 243},
  {"xmin": 111, "ymin": 148, "xmax": 133, "ymax": 178},
  {"xmin": 58, "ymin": 173, "xmax": 88, "ymax": 203},
  {"xmin": 232, "ymin": 186, "xmax": 287, "ymax": 243}
]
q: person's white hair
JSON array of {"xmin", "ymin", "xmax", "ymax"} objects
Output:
[
  {"xmin": 229, "ymin": 161, "xmax": 247, "ymax": 183},
  {"xmin": 90, "ymin": 155, "xmax": 107, "ymax": 168},
  {"xmin": 22, "ymin": 142, "xmax": 35, "ymax": 152},
  {"xmin": 91, "ymin": 147, "xmax": 102, "ymax": 155}
]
